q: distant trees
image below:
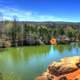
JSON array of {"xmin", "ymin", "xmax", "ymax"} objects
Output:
[
  {"xmin": 0, "ymin": 12, "xmax": 4, "ymax": 38},
  {"xmin": 0, "ymin": 21, "xmax": 80, "ymax": 46}
]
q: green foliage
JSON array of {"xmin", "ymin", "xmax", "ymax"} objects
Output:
[{"xmin": 0, "ymin": 21, "xmax": 80, "ymax": 45}]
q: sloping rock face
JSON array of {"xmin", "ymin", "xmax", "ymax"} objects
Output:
[{"xmin": 36, "ymin": 56, "xmax": 80, "ymax": 80}]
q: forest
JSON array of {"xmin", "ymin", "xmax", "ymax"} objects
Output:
[{"xmin": 0, "ymin": 20, "xmax": 80, "ymax": 47}]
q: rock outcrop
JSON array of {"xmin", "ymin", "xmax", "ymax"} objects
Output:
[{"xmin": 36, "ymin": 56, "xmax": 80, "ymax": 80}]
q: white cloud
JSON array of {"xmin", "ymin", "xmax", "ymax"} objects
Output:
[{"xmin": 0, "ymin": 6, "xmax": 72, "ymax": 22}]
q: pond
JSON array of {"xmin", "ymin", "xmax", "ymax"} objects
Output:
[{"xmin": 0, "ymin": 43, "xmax": 80, "ymax": 80}]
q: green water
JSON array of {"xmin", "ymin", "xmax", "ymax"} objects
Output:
[{"xmin": 0, "ymin": 43, "xmax": 80, "ymax": 80}]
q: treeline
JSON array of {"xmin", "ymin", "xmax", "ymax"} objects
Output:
[{"xmin": 0, "ymin": 20, "xmax": 80, "ymax": 47}]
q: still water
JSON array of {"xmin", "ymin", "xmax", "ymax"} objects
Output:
[{"xmin": 0, "ymin": 43, "xmax": 80, "ymax": 80}]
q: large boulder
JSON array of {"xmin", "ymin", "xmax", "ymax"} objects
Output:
[
  {"xmin": 48, "ymin": 56, "xmax": 80, "ymax": 76},
  {"xmin": 4, "ymin": 40, "xmax": 11, "ymax": 48},
  {"xmin": 36, "ymin": 56, "xmax": 80, "ymax": 80}
]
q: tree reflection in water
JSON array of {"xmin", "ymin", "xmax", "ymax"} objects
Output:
[{"xmin": 0, "ymin": 73, "xmax": 3, "ymax": 80}]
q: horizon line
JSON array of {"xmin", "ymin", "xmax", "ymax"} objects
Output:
[{"xmin": 0, "ymin": 20, "xmax": 80, "ymax": 23}]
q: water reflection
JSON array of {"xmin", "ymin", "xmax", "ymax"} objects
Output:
[
  {"xmin": 0, "ymin": 43, "xmax": 80, "ymax": 80},
  {"xmin": 0, "ymin": 73, "xmax": 3, "ymax": 80},
  {"xmin": 54, "ymin": 42, "xmax": 80, "ymax": 54}
]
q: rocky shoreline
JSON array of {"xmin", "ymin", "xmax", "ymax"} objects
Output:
[{"xmin": 36, "ymin": 56, "xmax": 80, "ymax": 80}]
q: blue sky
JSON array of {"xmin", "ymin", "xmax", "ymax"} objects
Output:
[{"xmin": 0, "ymin": 0, "xmax": 80, "ymax": 22}]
